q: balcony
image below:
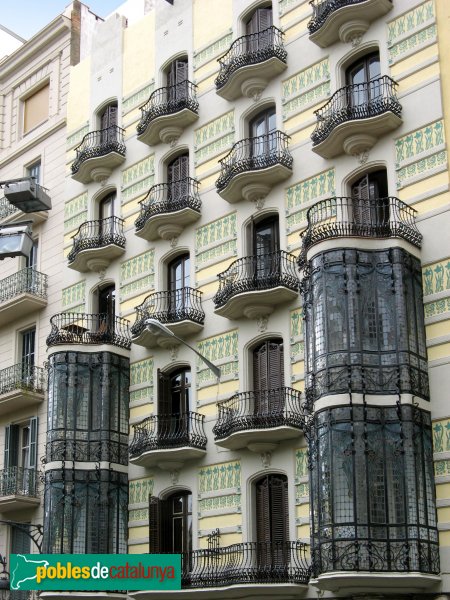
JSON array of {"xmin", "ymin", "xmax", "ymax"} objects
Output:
[
  {"xmin": 214, "ymin": 251, "xmax": 298, "ymax": 319},
  {"xmin": 67, "ymin": 216, "xmax": 126, "ymax": 272},
  {"xmin": 47, "ymin": 313, "xmax": 131, "ymax": 350},
  {"xmin": 136, "ymin": 80, "xmax": 199, "ymax": 146},
  {"xmin": 71, "ymin": 125, "xmax": 126, "ymax": 184},
  {"xmin": 216, "ymin": 131, "xmax": 292, "ymax": 203},
  {"xmin": 301, "ymin": 196, "xmax": 422, "ymax": 257},
  {"xmin": 308, "ymin": 0, "xmax": 393, "ymax": 48},
  {"xmin": 0, "ymin": 195, "xmax": 48, "ymax": 225},
  {"xmin": 311, "ymin": 76, "xmax": 402, "ymax": 158},
  {"xmin": 131, "ymin": 541, "xmax": 310, "ymax": 599},
  {"xmin": 0, "ymin": 467, "xmax": 39, "ymax": 512},
  {"xmin": 214, "ymin": 388, "xmax": 305, "ymax": 450},
  {"xmin": 215, "ymin": 26, "xmax": 287, "ymax": 100},
  {"xmin": 129, "ymin": 412, "xmax": 207, "ymax": 467},
  {"xmin": 132, "ymin": 288, "xmax": 204, "ymax": 348},
  {"xmin": 0, "ymin": 268, "xmax": 47, "ymax": 326},
  {"xmin": 135, "ymin": 178, "xmax": 201, "ymax": 241},
  {"xmin": 0, "ymin": 364, "xmax": 46, "ymax": 416}
]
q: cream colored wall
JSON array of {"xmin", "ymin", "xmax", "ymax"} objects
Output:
[{"xmin": 123, "ymin": 12, "xmax": 155, "ymax": 98}]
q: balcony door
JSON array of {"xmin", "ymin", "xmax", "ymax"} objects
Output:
[
  {"xmin": 168, "ymin": 253, "xmax": 190, "ymax": 318},
  {"xmin": 97, "ymin": 284, "xmax": 115, "ymax": 340},
  {"xmin": 253, "ymin": 215, "xmax": 279, "ymax": 282},
  {"xmin": 99, "ymin": 193, "xmax": 116, "ymax": 240},
  {"xmin": 351, "ymin": 170, "xmax": 389, "ymax": 227},
  {"xmin": 21, "ymin": 327, "xmax": 36, "ymax": 386},
  {"xmin": 158, "ymin": 368, "xmax": 192, "ymax": 444},
  {"xmin": 149, "ymin": 491, "xmax": 192, "ymax": 555},
  {"xmin": 253, "ymin": 339, "xmax": 284, "ymax": 415},
  {"xmin": 246, "ymin": 6, "xmax": 273, "ymax": 52},
  {"xmin": 167, "ymin": 58, "xmax": 188, "ymax": 103},
  {"xmin": 255, "ymin": 473, "xmax": 289, "ymax": 568},
  {"xmin": 100, "ymin": 103, "xmax": 118, "ymax": 144},
  {"xmin": 4, "ymin": 418, "xmax": 38, "ymax": 496},
  {"xmin": 249, "ymin": 107, "xmax": 276, "ymax": 161},
  {"xmin": 346, "ymin": 52, "xmax": 381, "ymax": 111},
  {"xmin": 167, "ymin": 153, "xmax": 189, "ymax": 206}
]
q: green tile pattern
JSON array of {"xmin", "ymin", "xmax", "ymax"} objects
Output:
[
  {"xmin": 129, "ymin": 508, "xmax": 149, "ymax": 522},
  {"xmin": 129, "ymin": 478, "xmax": 154, "ymax": 504},
  {"xmin": 432, "ymin": 419, "xmax": 450, "ymax": 453},
  {"xmin": 387, "ymin": 0, "xmax": 434, "ymax": 43},
  {"xmin": 435, "ymin": 460, "xmax": 450, "ymax": 477},
  {"xmin": 389, "ymin": 24, "xmax": 436, "ymax": 63},
  {"xmin": 62, "ymin": 281, "xmax": 86, "ymax": 308},
  {"xmin": 193, "ymin": 32, "xmax": 232, "ymax": 70},
  {"xmin": 197, "ymin": 330, "xmax": 238, "ymax": 387},
  {"xmin": 286, "ymin": 169, "xmax": 335, "ymax": 232},
  {"xmin": 199, "ymin": 461, "xmax": 241, "ymax": 493},
  {"xmin": 196, "ymin": 213, "xmax": 237, "ymax": 268},
  {"xmin": 120, "ymin": 250, "xmax": 155, "ymax": 300},
  {"xmin": 422, "ymin": 259, "xmax": 450, "ymax": 296},
  {"xmin": 424, "ymin": 298, "xmax": 450, "ymax": 318},
  {"xmin": 131, "ymin": 358, "xmax": 153, "ymax": 387},
  {"xmin": 282, "ymin": 59, "xmax": 330, "ymax": 120},
  {"xmin": 295, "ymin": 448, "xmax": 309, "ymax": 503},
  {"xmin": 66, "ymin": 124, "xmax": 89, "ymax": 149},
  {"xmin": 279, "ymin": 0, "xmax": 302, "ymax": 16},
  {"xmin": 123, "ymin": 81, "xmax": 154, "ymax": 114},
  {"xmin": 291, "ymin": 308, "xmax": 304, "ymax": 338},
  {"xmin": 122, "ymin": 156, "xmax": 155, "ymax": 187},
  {"xmin": 198, "ymin": 494, "xmax": 241, "ymax": 512},
  {"xmin": 194, "ymin": 111, "xmax": 234, "ymax": 166}
]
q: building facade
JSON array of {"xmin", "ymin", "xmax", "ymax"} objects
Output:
[{"xmin": 1, "ymin": 0, "xmax": 450, "ymax": 598}]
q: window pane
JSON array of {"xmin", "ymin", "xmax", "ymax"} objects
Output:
[{"xmin": 24, "ymin": 84, "xmax": 49, "ymax": 133}]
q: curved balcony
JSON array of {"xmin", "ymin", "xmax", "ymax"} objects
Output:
[
  {"xmin": 71, "ymin": 125, "xmax": 126, "ymax": 183},
  {"xmin": 215, "ymin": 26, "xmax": 287, "ymax": 100},
  {"xmin": 301, "ymin": 196, "xmax": 422, "ymax": 258},
  {"xmin": 308, "ymin": 0, "xmax": 393, "ymax": 47},
  {"xmin": 135, "ymin": 178, "xmax": 201, "ymax": 241},
  {"xmin": 0, "ymin": 268, "xmax": 47, "ymax": 326},
  {"xmin": 129, "ymin": 412, "xmax": 207, "ymax": 467},
  {"xmin": 216, "ymin": 131, "xmax": 292, "ymax": 203},
  {"xmin": 137, "ymin": 80, "xmax": 199, "ymax": 146},
  {"xmin": 0, "ymin": 363, "xmax": 46, "ymax": 416},
  {"xmin": 214, "ymin": 251, "xmax": 298, "ymax": 319},
  {"xmin": 47, "ymin": 313, "xmax": 131, "ymax": 350},
  {"xmin": 131, "ymin": 541, "xmax": 310, "ymax": 599},
  {"xmin": 68, "ymin": 216, "xmax": 125, "ymax": 272},
  {"xmin": 0, "ymin": 467, "xmax": 39, "ymax": 512},
  {"xmin": 214, "ymin": 388, "xmax": 305, "ymax": 450},
  {"xmin": 132, "ymin": 288, "xmax": 205, "ymax": 348},
  {"xmin": 311, "ymin": 76, "xmax": 402, "ymax": 159}
]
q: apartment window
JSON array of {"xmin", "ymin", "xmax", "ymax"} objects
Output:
[
  {"xmin": 250, "ymin": 214, "xmax": 280, "ymax": 282},
  {"xmin": 351, "ymin": 170, "xmax": 389, "ymax": 227},
  {"xmin": 25, "ymin": 239, "xmax": 38, "ymax": 269},
  {"xmin": 21, "ymin": 327, "xmax": 36, "ymax": 368},
  {"xmin": 346, "ymin": 51, "xmax": 381, "ymax": 109},
  {"xmin": 149, "ymin": 491, "xmax": 192, "ymax": 554},
  {"xmin": 253, "ymin": 339, "xmax": 284, "ymax": 413},
  {"xmin": 249, "ymin": 106, "xmax": 276, "ymax": 156},
  {"xmin": 166, "ymin": 58, "xmax": 188, "ymax": 102},
  {"xmin": 100, "ymin": 103, "xmax": 118, "ymax": 144},
  {"xmin": 3, "ymin": 418, "xmax": 38, "ymax": 498},
  {"xmin": 23, "ymin": 84, "xmax": 49, "ymax": 134},
  {"xmin": 27, "ymin": 160, "xmax": 41, "ymax": 185},
  {"xmin": 167, "ymin": 153, "xmax": 189, "ymax": 203},
  {"xmin": 255, "ymin": 473, "xmax": 289, "ymax": 567},
  {"xmin": 167, "ymin": 253, "xmax": 190, "ymax": 317},
  {"xmin": 246, "ymin": 4, "xmax": 273, "ymax": 53}
]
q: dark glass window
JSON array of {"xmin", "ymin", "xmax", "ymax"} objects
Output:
[
  {"xmin": 351, "ymin": 170, "xmax": 389, "ymax": 227},
  {"xmin": 249, "ymin": 106, "xmax": 276, "ymax": 157},
  {"xmin": 252, "ymin": 214, "xmax": 280, "ymax": 282},
  {"xmin": 310, "ymin": 405, "xmax": 439, "ymax": 576},
  {"xmin": 346, "ymin": 52, "xmax": 381, "ymax": 108},
  {"xmin": 303, "ymin": 248, "xmax": 429, "ymax": 402},
  {"xmin": 149, "ymin": 491, "xmax": 192, "ymax": 554}
]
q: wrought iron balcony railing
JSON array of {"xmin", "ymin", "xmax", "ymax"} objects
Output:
[
  {"xmin": 0, "ymin": 196, "xmax": 19, "ymax": 220},
  {"xmin": 71, "ymin": 125, "xmax": 126, "ymax": 175},
  {"xmin": 129, "ymin": 412, "xmax": 207, "ymax": 458},
  {"xmin": 135, "ymin": 178, "xmax": 201, "ymax": 232},
  {"xmin": 216, "ymin": 131, "xmax": 292, "ymax": 192},
  {"xmin": 300, "ymin": 196, "xmax": 422, "ymax": 252},
  {"xmin": 213, "ymin": 387, "xmax": 305, "ymax": 440},
  {"xmin": 215, "ymin": 26, "xmax": 287, "ymax": 90},
  {"xmin": 214, "ymin": 250, "xmax": 298, "ymax": 309},
  {"xmin": 47, "ymin": 313, "xmax": 131, "ymax": 350},
  {"xmin": 68, "ymin": 216, "xmax": 126, "ymax": 264},
  {"xmin": 311, "ymin": 76, "xmax": 401, "ymax": 146},
  {"xmin": 0, "ymin": 267, "xmax": 47, "ymax": 304},
  {"xmin": 0, "ymin": 363, "xmax": 46, "ymax": 396},
  {"xmin": 308, "ymin": 0, "xmax": 390, "ymax": 34},
  {"xmin": 137, "ymin": 80, "xmax": 199, "ymax": 135},
  {"xmin": 0, "ymin": 467, "xmax": 38, "ymax": 497},
  {"xmin": 179, "ymin": 541, "xmax": 310, "ymax": 587},
  {"xmin": 132, "ymin": 288, "xmax": 205, "ymax": 337}
]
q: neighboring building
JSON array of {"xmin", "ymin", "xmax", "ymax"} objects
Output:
[
  {"xmin": 0, "ymin": 0, "xmax": 101, "ymax": 590},
  {"xmin": 2, "ymin": 0, "xmax": 450, "ymax": 599}
]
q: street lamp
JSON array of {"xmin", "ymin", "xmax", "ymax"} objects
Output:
[
  {"xmin": 1, "ymin": 177, "xmax": 51, "ymax": 213},
  {"xmin": 145, "ymin": 318, "xmax": 221, "ymax": 379}
]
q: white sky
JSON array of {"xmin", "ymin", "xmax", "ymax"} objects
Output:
[{"xmin": 0, "ymin": 1, "xmax": 126, "ymax": 40}]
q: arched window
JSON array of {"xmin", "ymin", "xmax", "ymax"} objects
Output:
[
  {"xmin": 99, "ymin": 102, "xmax": 118, "ymax": 144},
  {"xmin": 253, "ymin": 338, "xmax": 284, "ymax": 413},
  {"xmin": 167, "ymin": 253, "xmax": 190, "ymax": 318},
  {"xmin": 255, "ymin": 473, "xmax": 289, "ymax": 567},
  {"xmin": 250, "ymin": 214, "xmax": 280, "ymax": 283},
  {"xmin": 166, "ymin": 57, "xmax": 188, "ymax": 102},
  {"xmin": 249, "ymin": 106, "xmax": 276, "ymax": 157},
  {"xmin": 167, "ymin": 153, "xmax": 189, "ymax": 203},
  {"xmin": 149, "ymin": 490, "xmax": 192, "ymax": 554},
  {"xmin": 351, "ymin": 169, "xmax": 388, "ymax": 227},
  {"xmin": 99, "ymin": 192, "xmax": 116, "ymax": 220},
  {"xmin": 346, "ymin": 51, "xmax": 381, "ymax": 110},
  {"xmin": 246, "ymin": 5, "xmax": 273, "ymax": 53}
]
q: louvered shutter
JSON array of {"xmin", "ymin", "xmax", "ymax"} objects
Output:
[
  {"xmin": 256, "ymin": 476, "xmax": 271, "ymax": 545},
  {"xmin": 149, "ymin": 496, "xmax": 162, "ymax": 553},
  {"xmin": 168, "ymin": 59, "xmax": 188, "ymax": 102},
  {"xmin": 270, "ymin": 475, "xmax": 289, "ymax": 568},
  {"xmin": 168, "ymin": 154, "xmax": 189, "ymax": 203},
  {"xmin": 352, "ymin": 174, "xmax": 371, "ymax": 225},
  {"xmin": 29, "ymin": 417, "xmax": 38, "ymax": 468},
  {"xmin": 4, "ymin": 424, "xmax": 19, "ymax": 468},
  {"xmin": 254, "ymin": 343, "xmax": 269, "ymax": 414},
  {"xmin": 268, "ymin": 342, "xmax": 284, "ymax": 413},
  {"xmin": 158, "ymin": 369, "xmax": 171, "ymax": 416}
]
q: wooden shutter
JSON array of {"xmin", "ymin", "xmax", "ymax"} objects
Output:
[
  {"xmin": 168, "ymin": 154, "xmax": 189, "ymax": 202},
  {"xmin": 268, "ymin": 341, "xmax": 284, "ymax": 412},
  {"xmin": 270, "ymin": 475, "xmax": 289, "ymax": 544},
  {"xmin": 352, "ymin": 174, "xmax": 371, "ymax": 225},
  {"xmin": 149, "ymin": 496, "xmax": 162, "ymax": 553},
  {"xmin": 158, "ymin": 369, "xmax": 171, "ymax": 416},
  {"xmin": 256, "ymin": 476, "xmax": 271, "ymax": 544},
  {"xmin": 29, "ymin": 417, "xmax": 38, "ymax": 468},
  {"xmin": 4, "ymin": 424, "xmax": 19, "ymax": 468}
]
